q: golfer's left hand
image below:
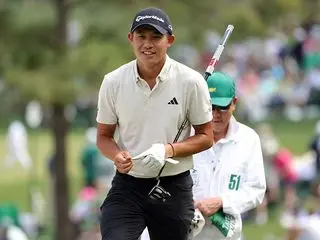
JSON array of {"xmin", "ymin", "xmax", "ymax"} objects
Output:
[
  {"xmin": 195, "ymin": 197, "xmax": 223, "ymax": 216},
  {"xmin": 133, "ymin": 143, "xmax": 166, "ymax": 171}
]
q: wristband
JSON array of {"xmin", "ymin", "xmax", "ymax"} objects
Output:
[{"xmin": 168, "ymin": 143, "xmax": 175, "ymax": 158}]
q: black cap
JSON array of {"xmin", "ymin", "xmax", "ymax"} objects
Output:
[{"xmin": 130, "ymin": 7, "xmax": 173, "ymax": 35}]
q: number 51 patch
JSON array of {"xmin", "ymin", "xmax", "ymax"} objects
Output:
[{"xmin": 228, "ymin": 174, "xmax": 241, "ymax": 191}]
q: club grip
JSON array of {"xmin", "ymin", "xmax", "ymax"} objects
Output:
[
  {"xmin": 204, "ymin": 24, "xmax": 234, "ymax": 78},
  {"xmin": 220, "ymin": 25, "xmax": 234, "ymax": 47}
]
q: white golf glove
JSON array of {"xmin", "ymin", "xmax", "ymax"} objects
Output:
[
  {"xmin": 133, "ymin": 144, "xmax": 179, "ymax": 171},
  {"xmin": 189, "ymin": 208, "xmax": 205, "ymax": 237}
]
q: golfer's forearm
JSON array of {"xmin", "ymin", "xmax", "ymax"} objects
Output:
[
  {"xmin": 97, "ymin": 137, "xmax": 121, "ymax": 161},
  {"xmin": 167, "ymin": 134, "xmax": 213, "ymax": 158}
]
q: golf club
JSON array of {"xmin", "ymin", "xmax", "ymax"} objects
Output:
[{"xmin": 148, "ymin": 24, "xmax": 235, "ymax": 202}]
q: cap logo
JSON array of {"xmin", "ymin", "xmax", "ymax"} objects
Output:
[
  {"xmin": 209, "ymin": 87, "xmax": 216, "ymax": 93},
  {"xmin": 136, "ymin": 15, "xmax": 164, "ymax": 23}
]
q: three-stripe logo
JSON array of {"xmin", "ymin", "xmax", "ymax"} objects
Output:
[{"xmin": 168, "ymin": 97, "xmax": 178, "ymax": 105}]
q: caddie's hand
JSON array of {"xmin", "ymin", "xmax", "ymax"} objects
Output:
[
  {"xmin": 114, "ymin": 151, "xmax": 133, "ymax": 174},
  {"xmin": 195, "ymin": 197, "xmax": 223, "ymax": 216}
]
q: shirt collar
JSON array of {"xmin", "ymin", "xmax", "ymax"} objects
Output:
[
  {"xmin": 218, "ymin": 116, "xmax": 240, "ymax": 144},
  {"xmin": 134, "ymin": 55, "xmax": 172, "ymax": 82}
]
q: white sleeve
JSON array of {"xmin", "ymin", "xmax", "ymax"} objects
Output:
[
  {"xmin": 188, "ymin": 74, "xmax": 212, "ymax": 125},
  {"xmin": 96, "ymin": 75, "xmax": 118, "ymax": 124},
  {"xmin": 221, "ymin": 134, "xmax": 266, "ymax": 215}
]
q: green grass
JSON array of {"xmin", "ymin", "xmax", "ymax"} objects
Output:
[
  {"xmin": 0, "ymin": 129, "xmax": 85, "ymax": 210},
  {"xmin": 249, "ymin": 118, "xmax": 316, "ymax": 154},
  {"xmin": 0, "ymin": 118, "xmax": 318, "ymax": 239}
]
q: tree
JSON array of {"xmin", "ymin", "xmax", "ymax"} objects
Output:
[
  {"xmin": 51, "ymin": 0, "xmax": 71, "ymax": 239},
  {"xmin": 0, "ymin": 1, "xmax": 131, "ymax": 239}
]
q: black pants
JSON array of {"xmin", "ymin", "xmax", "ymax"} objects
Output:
[{"xmin": 100, "ymin": 171, "xmax": 194, "ymax": 240}]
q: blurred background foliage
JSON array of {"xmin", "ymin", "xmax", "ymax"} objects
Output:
[{"xmin": 0, "ymin": 0, "xmax": 319, "ymax": 110}]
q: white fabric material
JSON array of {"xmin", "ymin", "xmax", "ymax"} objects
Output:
[
  {"xmin": 140, "ymin": 228, "xmax": 150, "ymax": 240},
  {"xmin": 129, "ymin": 143, "xmax": 179, "ymax": 174},
  {"xmin": 293, "ymin": 152, "xmax": 316, "ymax": 181},
  {"xmin": 132, "ymin": 144, "xmax": 178, "ymax": 174},
  {"xmin": 7, "ymin": 226, "xmax": 29, "ymax": 240},
  {"xmin": 307, "ymin": 69, "xmax": 320, "ymax": 89},
  {"xmin": 298, "ymin": 214, "xmax": 320, "ymax": 240},
  {"xmin": 96, "ymin": 56, "xmax": 212, "ymax": 178},
  {"xmin": 190, "ymin": 208, "xmax": 206, "ymax": 237},
  {"xmin": 133, "ymin": 143, "xmax": 166, "ymax": 171},
  {"xmin": 191, "ymin": 117, "xmax": 266, "ymax": 239},
  {"xmin": 85, "ymin": 127, "xmax": 97, "ymax": 144},
  {"xmin": 4, "ymin": 121, "xmax": 32, "ymax": 170}
]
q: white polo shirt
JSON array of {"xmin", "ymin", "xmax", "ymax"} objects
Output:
[{"xmin": 97, "ymin": 55, "xmax": 212, "ymax": 178}]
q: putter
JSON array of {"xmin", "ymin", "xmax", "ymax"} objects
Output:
[{"xmin": 148, "ymin": 24, "xmax": 234, "ymax": 202}]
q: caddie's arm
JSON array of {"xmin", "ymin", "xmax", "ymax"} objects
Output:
[{"xmin": 220, "ymin": 134, "xmax": 266, "ymax": 215}]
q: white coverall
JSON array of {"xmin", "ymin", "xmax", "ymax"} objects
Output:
[
  {"xmin": 191, "ymin": 117, "xmax": 266, "ymax": 239},
  {"xmin": 4, "ymin": 121, "xmax": 32, "ymax": 170}
]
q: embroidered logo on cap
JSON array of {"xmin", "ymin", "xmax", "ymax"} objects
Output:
[{"xmin": 136, "ymin": 15, "xmax": 164, "ymax": 23}]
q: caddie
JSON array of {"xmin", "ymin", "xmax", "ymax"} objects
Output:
[{"xmin": 191, "ymin": 72, "xmax": 266, "ymax": 240}]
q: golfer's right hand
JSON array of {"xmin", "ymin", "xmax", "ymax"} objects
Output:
[{"xmin": 114, "ymin": 151, "xmax": 133, "ymax": 174}]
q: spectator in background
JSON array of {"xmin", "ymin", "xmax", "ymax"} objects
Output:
[
  {"xmin": 81, "ymin": 127, "xmax": 115, "ymax": 194},
  {"xmin": 306, "ymin": 65, "xmax": 320, "ymax": 107},
  {"xmin": 309, "ymin": 120, "xmax": 320, "ymax": 197},
  {"xmin": 0, "ymin": 204, "xmax": 29, "ymax": 240},
  {"xmin": 0, "ymin": 204, "xmax": 20, "ymax": 229},
  {"xmin": 4, "ymin": 121, "xmax": 32, "ymax": 170},
  {"xmin": 273, "ymin": 148, "xmax": 298, "ymax": 211},
  {"xmin": 304, "ymin": 24, "xmax": 320, "ymax": 107},
  {"xmin": 285, "ymin": 208, "xmax": 320, "ymax": 240},
  {"xmin": 72, "ymin": 126, "xmax": 116, "ymax": 240},
  {"xmin": 255, "ymin": 123, "xmax": 281, "ymax": 224},
  {"xmin": 70, "ymin": 187, "xmax": 100, "ymax": 239},
  {"xmin": 237, "ymin": 66, "xmax": 262, "ymax": 122},
  {"xmin": 81, "ymin": 127, "xmax": 99, "ymax": 188}
]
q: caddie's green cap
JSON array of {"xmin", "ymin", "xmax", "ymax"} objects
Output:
[{"xmin": 207, "ymin": 72, "xmax": 235, "ymax": 107}]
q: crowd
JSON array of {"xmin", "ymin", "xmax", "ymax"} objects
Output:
[{"xmin": 173, "ymin": 22, "xmax": 320, "ymax": 123}]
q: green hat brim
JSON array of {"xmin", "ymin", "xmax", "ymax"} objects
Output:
[{"xmin": 211, "ymin": 97, "xmax": 233, "ymax": 107}]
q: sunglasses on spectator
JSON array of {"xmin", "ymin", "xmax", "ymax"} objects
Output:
[{"xmin": 212, "ymin": 103, "xmax": 231, "ymax": 112}]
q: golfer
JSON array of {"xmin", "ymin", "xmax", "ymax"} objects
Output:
[
  {"xmin": 191, "ymin": 72, "xmax": 266, "ymax": 240},
  {"xmin": 96, "ymin": 7, "xmax": 213, "ymax": 240}
]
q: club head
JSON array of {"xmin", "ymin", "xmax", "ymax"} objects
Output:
[{"xmin": 148, "ymin": 184, "xmax": 171, "ymax": 202}]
